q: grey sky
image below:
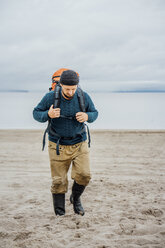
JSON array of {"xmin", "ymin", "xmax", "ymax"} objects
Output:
[{"xmin": 0, "ymin": 0, "xmax": 165, "ymax": 91}]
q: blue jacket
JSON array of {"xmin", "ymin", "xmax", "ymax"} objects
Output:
[{"xmin": 33, "ymin": 89, "xmax": 98, "ymax": 145}]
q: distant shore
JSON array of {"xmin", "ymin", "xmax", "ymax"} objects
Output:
[{"xmin": 0, "ymin": 89, "xmax": 29, "ymax": 93}]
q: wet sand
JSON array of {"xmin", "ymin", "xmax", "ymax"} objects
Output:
[{"xmin": 0, "ymin": 130, "xmax": 165, "ymax": 248}]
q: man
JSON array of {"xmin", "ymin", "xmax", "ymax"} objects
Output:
[{"xmin": 33, "ymin": 70, "xmax": 98, "ymax": 216}]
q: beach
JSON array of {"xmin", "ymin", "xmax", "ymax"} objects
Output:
[{"xmin": 0, "ymin": 130, "xmax": 165, "ymax": 248}]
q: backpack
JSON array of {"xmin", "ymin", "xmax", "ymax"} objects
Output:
[
  {"xmin": 42, "ymin": 69, "xmax": 90, "ymax": 154},
  {"xmin": 50, "ymin": 68, "xmax": 78, "ymax": 91}
]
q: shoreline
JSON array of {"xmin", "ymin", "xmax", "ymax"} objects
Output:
[{"xmin": 0, "ymin": 129, "xmax": 165, "ymax": 133}]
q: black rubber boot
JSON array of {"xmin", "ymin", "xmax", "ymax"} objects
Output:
[
  {"xmin": 52, "ymin": 193, "xmax": 65, "ymax": 216},
  {"xmin": 70, "ymin": 181, "xmax": 85, "ymax": 216}
]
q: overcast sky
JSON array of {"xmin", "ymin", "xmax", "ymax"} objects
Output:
[{"xmin": 1, "ymin": 0, "xmax": 165, "ymax": 92}]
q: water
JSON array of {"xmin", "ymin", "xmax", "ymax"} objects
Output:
[{"xmin": 0, "ymin": 91, "xmax": 165, "ymax": 129}]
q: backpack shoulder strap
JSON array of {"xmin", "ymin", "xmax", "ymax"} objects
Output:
[
  {"xmin": 77, "ymin": 86, "xmax": 86, "ymax": 112},
  {"xmin": 42, "ymin": 83, "xmax": 61, "ymax": 151},
  {"xmin": 77, "ymin": 87, "xmax": 91, "ymax": 147},
  {"xmin": 54, "ymin": 83, "xmax": 61, "ymax": 108}
]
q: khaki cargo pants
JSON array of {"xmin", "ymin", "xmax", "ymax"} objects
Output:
[{"xmin": 48, "ymin": 140, "xmax": 91, "ymax": 194}]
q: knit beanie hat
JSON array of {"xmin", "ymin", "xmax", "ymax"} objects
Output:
[{"xmin": 60, "ymin": 70, "xmax": 79, "ymax": 85}]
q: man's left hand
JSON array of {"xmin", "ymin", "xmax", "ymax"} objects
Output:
[{"xmin": 76, "ymin": 112, "xmax": 88, "ymax": 123}]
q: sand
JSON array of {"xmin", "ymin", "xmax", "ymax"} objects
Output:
[{"xmin": 0, "ymin": 130, "xmax": 165, "ymax": 248}]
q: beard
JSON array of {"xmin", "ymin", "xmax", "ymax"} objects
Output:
[{"xmin": 62, "ymin": 90, "xmax": 74, "ymax": 100}]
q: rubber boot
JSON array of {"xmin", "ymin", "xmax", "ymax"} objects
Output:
[
  {"xmin": 52, "ymin": 193, "xmax": 65, "ymax": 216},
  {"xmin": 70, "ymin": 181, "xmax": 85, "ymax": 216}
]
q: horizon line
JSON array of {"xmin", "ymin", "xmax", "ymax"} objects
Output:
[{"xmin": 1, "ymin": 89, "xmax": 165, "ymax": 93}]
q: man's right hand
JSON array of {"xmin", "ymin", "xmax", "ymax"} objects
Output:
[{"xmin": 48, "ymin": 105, "xmax": 60, "ymax": 118}]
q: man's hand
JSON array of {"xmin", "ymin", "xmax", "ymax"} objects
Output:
[
  {"xmin": 76, "ymin": 112, "xmax": 88, "ymax": 123},
  {"xmin": 48, "ymin": 105, "xmax": 60, "ymax": 118}
]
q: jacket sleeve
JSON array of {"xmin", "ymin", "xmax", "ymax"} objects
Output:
[
  {"xmin": 85, "ymin": 92, "xmax": 98, "ymax": 123},
  {"xmin": 33, "ymin": 93, "xmax": 50, "ymax": 123}
]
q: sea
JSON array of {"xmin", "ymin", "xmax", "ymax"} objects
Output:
[{"xmin": 0, "ymin": 91, "xmax": 165, "ymax": 130}]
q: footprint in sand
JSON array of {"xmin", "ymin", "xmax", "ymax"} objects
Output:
[
  {"xmin": 13, "ymin": 232, "xmax": 32, "ymax": 241},
  {"xmin": 141, "ymin": 208, "xmax": 163, "ymax": 217},
  {"xmin": 74, "ymin": 232, "xmax": 81, "ymax": 238},
  {"xmin": 13, "ymin": 215, "xmax": 24, "ymax": 219},
  {"xmin": 0, "ymin": 232, "xmax": 9, "ymax": 238}
]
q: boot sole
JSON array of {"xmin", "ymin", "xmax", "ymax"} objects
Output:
[{"xmin": 75, "ymin": 210, "xmax": 85, "ymax": 216}]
